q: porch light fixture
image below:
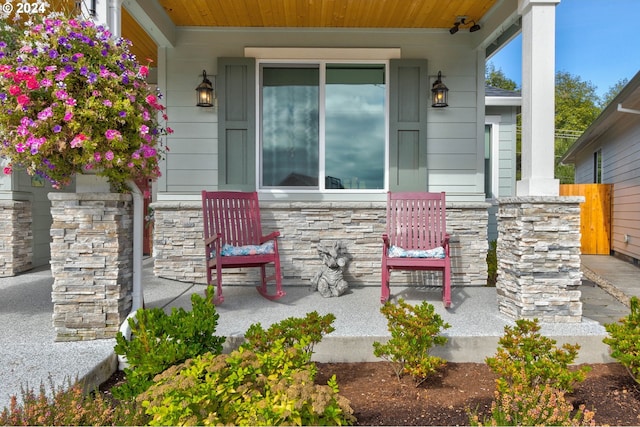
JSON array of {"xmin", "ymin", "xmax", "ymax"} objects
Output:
[
  {"xmin": 431, "ymin": 71, "xmax": 449, "ymax": 108},
  {"xmin": 196, "ymin": 70, "xmax": 215, "ymax": 107},
  {"xmin": 449, "ymin": 18, "xmax": 481, "ymax": 34}
]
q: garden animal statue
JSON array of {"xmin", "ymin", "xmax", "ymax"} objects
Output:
[{"xmin": 310, "ymin": 241, "xmax": 349, "ymax": 297}]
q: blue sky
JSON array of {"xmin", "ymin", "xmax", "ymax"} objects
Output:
[{"xmin": 488, "ymin": 0, "xmax": 640, "ymax": 99}]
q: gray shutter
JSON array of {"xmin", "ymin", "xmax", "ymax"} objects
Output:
[
  {"xmin": 389, "ymin": 59, "xmax": 428, "ymax": 191},
  {"xmin": 218, "ymin": 57, "xmax": 256, "ymax": 190}
]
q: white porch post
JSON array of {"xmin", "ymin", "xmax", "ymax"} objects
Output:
[
  {"xmin": 82, "ymin": 0, "xmax": 122, "ymax": 37},
  {"xmin": 517, "ymin": 0, "xmax": 560, "ymax": 196}
]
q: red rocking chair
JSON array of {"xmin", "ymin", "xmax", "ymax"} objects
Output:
[
  {"xmin": 201, "ymin": 191, "xmax": 285, "ymax": 304},
  {"xmin": 381, "ymin": 192, "xmax": 451, "ymax": 307}
]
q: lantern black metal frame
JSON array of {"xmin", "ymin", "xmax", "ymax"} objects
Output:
[
  {"xmin": 196, "ymin": 70, "xmax": 215, "ymax": 107},
  {"xmin": 431, "ymin": 71, "xmax": 449, "ymax": 108}
]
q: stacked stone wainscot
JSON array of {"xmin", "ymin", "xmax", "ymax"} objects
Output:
[
  {"xmin": 151, "ymin": 200, "xmax": 490, "ymax": 289},
  {"xmin": 0, "ymin": 200, "xmax": 32, "ymax": 276}
]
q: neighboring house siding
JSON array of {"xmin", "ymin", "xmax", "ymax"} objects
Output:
[
  {"xmin": 606, "ymin": 124, "xmax": 640, "ymax": 259},
  {"xmin": 157, "ymin": 28, "xmax": 483, "ymax": 199},
  {"xmin": 573, "ymin": 119, "xmax": 640, "ymax": 261}
]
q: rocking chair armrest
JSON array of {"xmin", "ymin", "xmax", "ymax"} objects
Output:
[
  {"xmin": 204, "ymin": 233, "xmax": 222, "ymax": 246},
  {"xmin": 442, "ymin": 233, "xmax": 451, "ymax": 256},
  {"xmin": 260, "ymin": 231, "xmax": 281, "ymax": 243}
]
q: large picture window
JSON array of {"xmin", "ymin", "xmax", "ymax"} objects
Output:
[{"xmin": 260, "ymin": 62, "xmax": 386, "ymax": 190}]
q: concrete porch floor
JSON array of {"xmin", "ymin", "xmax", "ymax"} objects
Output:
[{"xmin": 0, "ymin": 254, "xmax": 636, "ymax": 410}]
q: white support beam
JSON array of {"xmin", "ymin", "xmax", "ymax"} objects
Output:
[
  {"xmin": 121, "ymin": 0, "xmax": 176, "ymax": 48},
  {"xmin": 517, "ymin": 0, "xmax": 560, "ymax": 196}
]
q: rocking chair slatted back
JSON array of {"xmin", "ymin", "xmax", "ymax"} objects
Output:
[
  {"xmin": 201, "ymin": 191, "xmax": 285, "ymax": 304},
  {"xmin": 387, "ymin": 192, "xmax": 447, "ymax": 250},
  {"xmin": 204, "ymin": 192, "xmax": 262, "ymax": 247},
  {"xmin": 381, "ymin": 191, "xmax": 451, "ymax": 308}
]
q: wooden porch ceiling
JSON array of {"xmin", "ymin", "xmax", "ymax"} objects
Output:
[
  {"xmin": 156, "ymin": 0, "xmax": 497, "ymax": 29},
  {"xmin": 122, "ymin": 0, "xmax": 497, "ymax": 66}
]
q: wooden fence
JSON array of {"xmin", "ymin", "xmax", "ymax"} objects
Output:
[{"xmin": 559, "ymin": 184, "xmax": 612, "ymax": 255}]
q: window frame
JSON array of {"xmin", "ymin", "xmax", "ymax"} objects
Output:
[
  {"xmin": 251, "ymin": 49, "xmax": 399, "ymax": 195},
  {"xmin": 484, "ymin": 116, "xmax": 501, "ymax": 200}
]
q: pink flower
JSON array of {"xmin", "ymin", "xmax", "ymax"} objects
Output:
[
  {"xmin": 15, "ymin": 143, "xmax": 26, "ymax": 153},
  {"xmin": 26, "ymin": 77, "xmax": 40, "ymax": 90},
  {"xmin": 8, "ymin": 85, "xmax": 20, "ymax": 96},
  {"xmin": 3, "ymin": 165, "xmax": 12, "ymax": 175},
  {"xmin": 55, "ymin": 90, "xmax": 68, "ymax": 100},
  {"xmin": 63, "ymin": 111, "xmax": 73, "ymax": 121},
  {"xmin": 105, "ymin": 129, "xmax": 122, "ymax": 141},
  {"xmin": 102, "ymin": 99, "xmax": 112, "ymax": 107},
  {"xmin": 94, "ymin": 152, "xmax": 101, "ymax": 162},
  {"xmin": 139, "ymin": 66, "xmax": 149, "ymax": 77},
  {"xmin": 37, "ymin": 107, "xmax": 53, "ymax": 120},
  {"xmin": 16, "ymin": 94, "xmax": 30, "ymax": 106},
  {"xmin": 70, "ymin": 133, "xmax": 87, "ymax": 148},
  {"xmin": 105, "ymin": 151, "xmax": 114, "ymax": 160},
  {"xmin": 139, "ymin": 125, "xmax": 149, "ymax": 135}
]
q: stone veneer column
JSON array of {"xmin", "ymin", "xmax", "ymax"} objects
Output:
[
  {"xmin": 497, "ymin": 196, "xmax": 584, "ymax": 322},
  {"xmin": 0, "ymin": 200, "xmax": 33, "ymax": 276},
  {"xmin": 48, "ymin": 193, "xmax": 133, "ymax": 341}
]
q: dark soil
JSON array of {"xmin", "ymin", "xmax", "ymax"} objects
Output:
[{"xmin": 101, "ymin": 362, "xmax": 640, "ymax": 426}]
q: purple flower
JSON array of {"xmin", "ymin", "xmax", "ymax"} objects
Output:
[{"xmin": 52, "ymin": 125, "xmax": 62, "ymax": 133}]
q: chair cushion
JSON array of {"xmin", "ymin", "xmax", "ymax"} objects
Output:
[
  {"xmin": 220, "ymin": 241, "xmax": 275, "ymax": 256},
  {"xmin": 388, "ymin": 245, "xmax": 445, "ymax": 259}
]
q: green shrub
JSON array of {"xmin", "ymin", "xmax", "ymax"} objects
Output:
[
  {"xmin": 486, "ymin": 240, "xmax": 497, "ymax": 286},
  {"xmin": 604, "ymin": 296, "xmax": 640, "ymax": 384},
  {"xmin": 373, "ymin": 298, "xmax": 450, "ymax": 385},
  {"xmin": 137, "ymin": 340, "xmax": 355, "ymax": 426},
  {"xmin": 469, "ymin": 372, "xmax": 596, "ymax": 426},
  {"xmin": 472, "ymin": 319, "xmax": 596, "ymax": 426},
  {"xmin": 0, "ymin": 379, "xmax": 146, "ymax": 426},
  {"xmin": 242, "ymin": 310, "xmax": 335, "ymax": 361},
  {"xmin": 486, "ymin": 318, "xmax": 589, "ymax": 394},
  {"xmin": 112, "ymin": 285, "xmax": 225, "ymax": 399}
]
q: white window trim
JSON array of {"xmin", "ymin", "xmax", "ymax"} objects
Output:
[
  {"xmin": 485, "ymin": 115, "xmax": 501, "ymax": 200},
  {"xmin": 252, "ymin": 49, "xmax": 397, "ymax": 195}
]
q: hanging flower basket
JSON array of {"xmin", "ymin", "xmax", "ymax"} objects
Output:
[{"xmin": 0, "ymin": 15, "xmax": 172, "ymax": 191}]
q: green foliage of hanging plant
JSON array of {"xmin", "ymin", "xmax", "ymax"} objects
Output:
[
  {"xmin": 373, "ymin": 298, "xmax": 450, "ymax": 385},
  {"xmin": 604, "ymin": 296, "xmax": 640, "ymax": 384},
  {"xmin": 112, "ymin": 286, "xmax": 225, "ymax": 400}
]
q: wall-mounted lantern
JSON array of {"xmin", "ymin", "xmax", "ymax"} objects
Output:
[
  {"xmin": 431, "ymin": 71, "xmax": 449, "ymax": 108},
  {"xmin": 196, "ymin": 70, "xmax": 215, "ymax": 107}
]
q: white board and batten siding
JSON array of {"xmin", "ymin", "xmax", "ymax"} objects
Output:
[{"xmin": 157, "ymin": 27, "xmax": 487, "ymax": 201}]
